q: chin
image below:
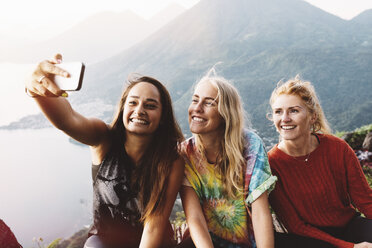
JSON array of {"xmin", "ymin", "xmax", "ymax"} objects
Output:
[
  {"xmin": 127, "ymin": 127, "xmax": 154, "ymax": 136},
  {"xmin": 189, "ymin": 125, "xmax": 202, "ymax": 134},
  {"xmin": 190, "ymin": 130, "xmax": 201, "ymax": 135}
]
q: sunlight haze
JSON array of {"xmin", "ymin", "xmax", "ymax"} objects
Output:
[{"xmin": 1, "ymin": 0, "xmax": 372, "ymax": 42}]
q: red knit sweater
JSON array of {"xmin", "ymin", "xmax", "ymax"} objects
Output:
[{"xmin": 268, "ymin": 134, "xmax": 372, "ymax": 248}]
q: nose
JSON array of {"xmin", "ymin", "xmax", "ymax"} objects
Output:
[
  {"xmin": 193, "ymin": 101, "xmax": 203, "ymax": 113},
  {"xmin": 134, "ymin": 103, "xmax": 146, "ymax": 115},
  {"xmin": 282, "ymin": 111, "xmax": 291, "ymax": 122}
]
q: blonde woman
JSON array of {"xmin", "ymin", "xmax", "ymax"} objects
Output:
[
  {"xmin": 268, "ymin": 77, "xmax": 372, "ymax": 248},
  {"xmin": 179, "ymin": 70, "xmax": 277, "ymax": 248}
]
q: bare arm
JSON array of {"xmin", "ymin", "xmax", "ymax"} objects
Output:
[
  {"xmin": 251, "ymin": 192, "xmax": 274, "ymax": 248},
  {"xmin": 139, "ymin": 157, "xmax": 184, "ymax": 248},
  {"xmin": 26, "ymin": 54, "xmax": 109, "ymax": 147},
  {"xmin": 180, "ymin": 186, "xmax": 213, "ymax": 248}
]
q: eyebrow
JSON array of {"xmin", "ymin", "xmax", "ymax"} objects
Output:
[
  {"xmin": 128, "ymin": 95, "xmax": 159, "ymax": 104},
  {"xmin": 193, "ymin": 94, "xmax": 217, "ymax": 102},
  {"xmin": 273, "ymin": 105, "xmax": 303, "ymax": 110}
]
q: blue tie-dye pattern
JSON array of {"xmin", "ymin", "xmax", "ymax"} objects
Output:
[{"xmin": 243, "ymin": 130, "xmax": 277, "ymax": 204}]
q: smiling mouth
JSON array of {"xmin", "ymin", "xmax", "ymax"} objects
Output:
[
  {"xmin": 192, "ymin": 116, "xmax": 206, "ymax": 123},
  {"xmin": 281, "ymin": 125, "xmax": 296, "ymax": 130},
  {"xmin": 130, "ymin": 118, "xmax": 149, "ymax": 125}
]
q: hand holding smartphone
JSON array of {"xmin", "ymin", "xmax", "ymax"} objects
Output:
[{"xmin": 53, "ymin": 62, "xmax": 85, "ymax": 91}]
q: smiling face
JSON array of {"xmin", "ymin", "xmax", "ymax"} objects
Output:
[
  {"xmin": 272, "ymin": 94, "xmax": 315, "ymax": 142},
  {"xmin": 188, "ymin": 81, "xmax": 224, "ymax": 136},
  {"xmin": 123, "ymin": 82, "xmax": 162, "ymax": 137}
]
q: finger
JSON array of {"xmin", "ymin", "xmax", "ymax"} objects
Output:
[
  {"xmin": 28, "ymin": 85, "xmax": 43, "ymax": 97},
  {"xmin": 50, "ymin": 53, "xmax": 63, "ymax": 64},
  {"xmin": 39, "ymin": 60, "xmax": 69, "ymax": 78},
  {"xmin": 40, "ymin": 77, "xmax": 66, "ymax": 97},
  {"xmin": 34, "ymin": 83, "xmax": 57, "ymax": 97},
  {"xmin": 26, "ymin": 86, "xmax": 41, "ymax": 97}
]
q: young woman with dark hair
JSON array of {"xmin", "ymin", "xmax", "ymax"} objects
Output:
[{"xmin": 25, "ymin": 54, "xmax": 184, "ymax": 248}]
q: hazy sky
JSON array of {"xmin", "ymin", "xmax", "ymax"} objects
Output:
[{"xmin": 1, "ymin": 0, "xmax": 372, "ymax": 40}]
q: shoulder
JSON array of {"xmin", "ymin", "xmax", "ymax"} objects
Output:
[
  {"xmin": 319, "ymin": 133, "xmax": 343, "ymax": 143},
  {"xmin": 179, "ymin": 136, "xmax": 195, "ymax": 155},
  {"xmin": 267, "ymin": 145, "xmax": 286, "ymax": 171},
  {"xmin": 243, "ymin": 128, "xmax": 262, "ymax": 142},
  {"xmin": 90, "ymin": 124, "xmax": 114, "ymax": 164},
  {"xmin": 318, "ymin": 133, "xmax": 350, "ymax": 151},
  {"xmin": 243, "ymin": 129, "xmax": 266, "ymax": 150},
  {"xmin": 172, "ymin": 156, "xmax": 185, "ymax": 171},
  {"xmin": 169, "ymin": 157, "xmax": 185, "ymax": 182},
  {"xmin": 267, "ymin": 145, "xmax": 279, "ymax": 157}
]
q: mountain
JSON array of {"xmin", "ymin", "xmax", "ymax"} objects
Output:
[
  {"xmin": 352, "ymin": 9, "xmax": 372, "ymax": 26},
  {"xmin": 38, "ymin": 10, "xmax": 149, "ymax": 64},
  {"xmin": 148, "ymin": 3, "xmax": 187, "ymax": 31},
  {"xmin": 0, "ymin": 4, "xmax": 186, "ymax": 64},
  {"xmin": 76, "ymin": 0, "xmax": 371, "ymax": 141},
  {"xmin": 4, "ymin": 0, "xmax": 372, "ymax": 144}
]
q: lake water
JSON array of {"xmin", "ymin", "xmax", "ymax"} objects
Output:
[{"xmin": 0, "ymin": 128, "xmax": 92, "ymax": 247}]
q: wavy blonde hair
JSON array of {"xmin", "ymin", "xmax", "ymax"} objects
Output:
[
  {"xmin": 269, "ymin": 75, "xmax": 331, "ymax": 134},
  {"xmin": 194, "ymin": 69, "xmax": 247, "ymax": 198}
]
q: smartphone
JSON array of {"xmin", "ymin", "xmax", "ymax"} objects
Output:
[{"xmin": 53, "ymin": 62, "xmax": 85, "ymax": 91}]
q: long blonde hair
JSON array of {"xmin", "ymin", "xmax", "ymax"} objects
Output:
[
  {"xmin": 194, "ymin": 69, "xmax": 247, "ymax": 198},
  {"xmin": 269, "ymin": 75, "xmax": 331, "ymax": 134}
]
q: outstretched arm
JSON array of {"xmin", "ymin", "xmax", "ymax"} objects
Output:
[
  {"xmin": 25, "ymin": 54, "xmax": 109, "ymax": 147},
  {"xmin": 139, "ymin": 157, "xmax": 184, "ymax": 248},
  {"xmin": 180, "ymin": 186, "xmax": 213, "ymax": 248},
  {"xmin": 251, "ymin": 192, "xmax": 274, "ymax": 248}
]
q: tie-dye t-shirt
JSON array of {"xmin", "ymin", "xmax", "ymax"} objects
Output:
[{"xmin": 180, "ymin": 130, "xmax": 277, "ymax": 248}]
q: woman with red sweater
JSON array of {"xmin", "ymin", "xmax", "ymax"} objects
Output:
[{"xmin": 267, "ymin": 76, "xmax": 372, "ymax": 248}]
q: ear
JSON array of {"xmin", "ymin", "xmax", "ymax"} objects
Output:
[{"xmin": 310, "ymin": 112, "xmax": 317, "ymax": 124}]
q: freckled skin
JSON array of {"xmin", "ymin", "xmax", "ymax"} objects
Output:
[{"xmin": 272, "ymin": 94, "xmax": 315, "ymax": 142}]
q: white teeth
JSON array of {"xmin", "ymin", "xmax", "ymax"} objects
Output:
[
  {"xmin": 131, "ymin": 118, "xmax": 148, "ymax": 124},
  {"xmin": 192, "ymin": 117, "xmax": 205, "ymax": 122},
  {"xmin": 281, "ymin": 125, "xmax": 295, "ymax": 130}
]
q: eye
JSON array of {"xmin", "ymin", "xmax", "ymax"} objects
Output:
[
  {"xmin": 191, "ymin": 98, "xmax": 199, "ymax": 103},
  {"xmin": 204, "ymin": 100, "xmax": 216, "ymax": 107},
  {"xmin": 128, "ymin": 101, "xmax": 137, "ymax": 106},
  {"xmin": 274, "ymin": 110, "xmax": 281, "ymax": 115},
  {"xmin": 145, "ymin": 104, "xmax": 157, "ymax": 109},
  {"xmin": 290, "ymin": 109, "xmax": 299, "ymax": 113}
]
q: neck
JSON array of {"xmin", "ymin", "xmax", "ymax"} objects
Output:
[
  {"xmin": 124, "ymin": 132, "xmax": 152, "ymax": 164},
  {"xmin": 279, "ymin": 133, "xmax": 318, "ymax": 157},
  {"xmin": 198, "ymin": 131, "xmax": 223, "ymax": 164}
]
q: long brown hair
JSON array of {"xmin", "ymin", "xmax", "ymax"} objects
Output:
[{"xmin": 111, "ymin": 75, "xmax": 183, "ymax": 222}]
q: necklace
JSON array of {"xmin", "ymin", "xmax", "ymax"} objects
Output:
[{"xmin": 292, "ymin": 152, "xmax": 311, "ymax": 163}]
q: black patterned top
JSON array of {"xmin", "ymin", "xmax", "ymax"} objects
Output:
[{"xmin": 89, "ymin": 146, "xmax": 143, "ymax": 243}]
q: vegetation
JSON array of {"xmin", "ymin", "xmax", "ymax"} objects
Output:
[
  {"xmin": 336, "ymin": 123, "xmax": 372, "ymax": 150},
  {"xmin": 171, "ymin": 211, "xmax": 187, "ymax": 243},
  {"xmin": 32, "ymin": 237, "xmax": 61, "ymax": 248},
  {"xmin": 363, "ymin": 166, "xmax": 372, "ymax": 189}
]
